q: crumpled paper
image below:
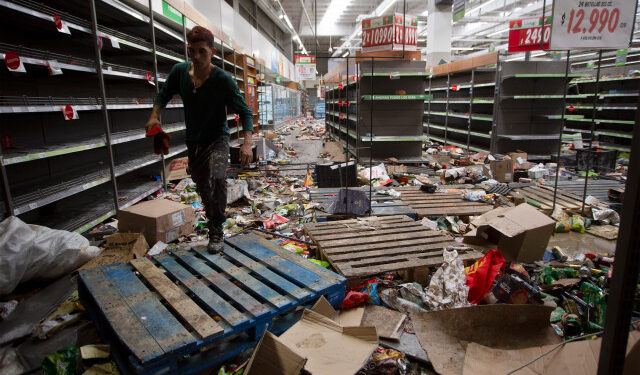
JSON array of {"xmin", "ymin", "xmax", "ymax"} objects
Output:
[{"xmin": 422, "ymin": 249, "xmax": 470, "ymax": 311}]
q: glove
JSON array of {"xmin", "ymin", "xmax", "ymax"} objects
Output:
[{"xmin": 146, "ymin": 125, "xmax": 170, "ymax": 155}]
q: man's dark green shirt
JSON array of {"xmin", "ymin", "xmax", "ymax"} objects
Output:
[{"xmin": 154, "ymin": 62, "xmax": 253, "ymax": 146}]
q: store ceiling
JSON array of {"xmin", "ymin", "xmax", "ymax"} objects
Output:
[{"xmin": 265, "ymin": 0, "xmax": 640, "ymax": 62}]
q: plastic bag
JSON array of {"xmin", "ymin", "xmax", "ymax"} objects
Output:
[
  {"xmin": 570, "ymin": 215, "xmax": 585, "ymax": 233},
  {"xmin": 0, "ymin": 217, "xmax": 101, "ymax": 295},
  {"xmin": 380, "ymin": 288, "xmax": 428, "ymax": 313},
  {"xmin": 555, "ymin": 220, "xmax": 571, "ymax": 233},
  {"xmin": 339, "ymin": 291, "xmax": 369, "ymax": 310},
  {"xmin": 422, "ymin": 249, "xmax": 471, "ymax": 310},
  {"xmin": 42, "ymin": 346, "xmax": 79, "ymax": 375},
  {"xmin": 358, "ymin": 278, "xmax": 381, "ymax": 305},
  {"xmin": 465, "ymin": 249, "xmax": 506, "ymax": 304}
]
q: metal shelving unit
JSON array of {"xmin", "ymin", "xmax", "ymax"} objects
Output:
[
  {"xmin": 0, "ymin": 0, "xmax": 198, "ymax": 231},
  {"xmin": 565, "ymin": 75, "xmax": 639, "ymax": 153},
  {"xmin": 423, "ymin": 65, "xmax": 496, "ymax": 154}
]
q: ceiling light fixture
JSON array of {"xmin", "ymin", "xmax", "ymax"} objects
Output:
[
  {"xmin": 466, "ymin": 0, "xmax": 498, "ymax": 15},
  {"xmin": 318, "ymin": 0, "xmax": 354, "ymax": 35},
  {"xmin": 486, "ymin": 27, "xmax": 509, "ymax": 37}
]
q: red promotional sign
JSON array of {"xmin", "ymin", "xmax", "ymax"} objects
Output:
[
  {"xmin": 508, "ymin": 16, "xmax": 551, "ymax": 53},
  {"xmin": 5, "ymin": 51, "xmax": 21, "ymax": 71},
  {"xmin": 63, "ymin": 105, "xmax": 76, "ymax": 120},
  {"xmin": 53, "ymin": 13, "xmax": 63, "ymax": 30},
  {"xmin": 451, "ymin": 84, "xmax": 458, "ymax": 91},
  {"xmin": 339, "ymin": 114, "xmax": 344, "ymax": 120},
  {"xmin": 338, "ymin": 84, "xmax": 343, "ymax": 90},
  {"xmin": 568, "ymin": 105, "xmax": 575, "ymax": 112},
  {"xmin": 362, "ymin": 13, "xmax": 417, "ymax": 53}
]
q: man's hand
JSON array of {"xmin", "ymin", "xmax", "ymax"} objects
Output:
[
  {"xmin": 146, "ymin": 117, "xmax": 161, "ymax": 132},
  {"xmin": 240, "ymin": 142, "xmax": 253, "ymax": 166},
  {"xmin": 146, "ymin": 105, "xmax": 162, "ymax": 132}
]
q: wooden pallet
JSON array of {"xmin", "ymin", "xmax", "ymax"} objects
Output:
[
  {"xmin": 78, "ymin": 233, "xmax": 345, "ymax": 375},
  {"xmin": 512, "ymin": 185, "xmax": 609, "ymax": 212},
  {"xmin": 310, "ymin": 187, "xmax": 417, "ymax": 221},
  {"xmin": 395, "ymin": 186, "xmax": 493, "ymax": 218},
  {"xmin": 304, "ymin": 215, "xmax": 482, "ymax": 279},
  {"xmin": 555, "ymin": 179, "xmax": 624, "ymax": 203}
]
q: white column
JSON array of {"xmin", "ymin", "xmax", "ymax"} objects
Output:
[{"xmin": 425, "ymin": 0, "xmax": 452, "ymax": 67}]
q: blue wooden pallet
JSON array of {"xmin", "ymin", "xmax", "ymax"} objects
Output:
[{"xmin": 78, "ymin": 233, "xmax": 345, "ymax": 375}]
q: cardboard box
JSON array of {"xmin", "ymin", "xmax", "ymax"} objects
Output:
[
  {"xmin": 118, "ymin": 200, "xmax": 194, "ymax": 244},
  {"xmin": 78, "ymin": 233, "xmax": 149, "ymax": 270},
  {"xmin": 165, "ymin": 157, "xmax": 189, "ymax": 181},
  {"xmin": 463, "ymin": 204, "xmax": 555, "ymax": 262},
  {"xmin": 490, "ymin": 158, "xmax": 514, "ymax": 183},
  {"xmin": 246, "ymin": 300, "xmax": 378, "ymax": 375}
]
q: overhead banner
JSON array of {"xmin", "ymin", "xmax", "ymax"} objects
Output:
[
  {"xmin": 295, "ymin": 55, "xmax": 316, "ymax": 80},
  {"xmin": 453, "ymin": 0, "xmax": 465, "ymax": 22},
  {"xmin": 361, "ymin": 13, "xmax": 417, "ymax": 53},
  {"xmin": 549, "ymin": 0, "xmax": 636, "ymax": 50},
  {"xmin": 508, "ymin": 16, "xmax": 551, "ymax": 53}
]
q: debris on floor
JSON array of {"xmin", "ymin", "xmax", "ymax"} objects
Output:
[{"xmin": 1, "ymin": 118, "xmax": 637, "ymax": 375}]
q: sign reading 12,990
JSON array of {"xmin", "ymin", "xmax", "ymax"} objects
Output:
[{"xmin": 549, "ymin": 0, "xmax": 637, "ymax": 49}]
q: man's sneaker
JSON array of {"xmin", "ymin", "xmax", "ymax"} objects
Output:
[{"xmin": 207, "ymin": 238, "xmax": 224, "ymax": 254}]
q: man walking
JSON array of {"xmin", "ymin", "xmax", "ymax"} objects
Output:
[{"xmin": 147, "ymin": 26, "xmax": 254, "ymax": 253}]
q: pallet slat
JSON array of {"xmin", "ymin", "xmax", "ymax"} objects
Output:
[
  {"xmin": 78, "ymin": 233, "xmax": 346, "ymax": 374},
  {"xmin": 130, "ymin": 258, "xmax": 224, "ymax": 340},
  {"xmin": 399, "ymin": 190, "xmax": 493, "ymax": 218},
  {"xmin": 305, "ymin": 215, "xmax": 482, "ymax": 279},
  {"xmin": 154, "ymin": 254, "xmax": 249, "ymax": 329}
]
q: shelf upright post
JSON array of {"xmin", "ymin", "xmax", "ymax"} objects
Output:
[
  {"xmin": 89, "ymin": 0, "xmax": 119, "ymax": 211},
  {"xmin": 147, "ymin": 0, "xmax": 166, "ymax": 191},
  {"xmin": 182, "ymin": 15, "xmax": 188, "ymax": 59},
  {"xmin": 345, "ymin": 64, "xmax": 350, "ymax": 214},
  {"xmin": 581, "ymin": 50, "xmax": 603, "ymax": 213},
  {"xmin": 490, "ymin": 56, "xmax": 502, "ymax": 154},
  {"xmin": 444, "ymin": 72, "xmax": 450, "ymax": 144},
  {"xmin": 426, "ymin": 75, "xmax": 432, "ymax": 137},
  {"xmin": 356, "ymin": 63, "xmax": 359, "ymax": 161},
  {"xmin": 552, "ymin": 50, "xmax": 571, "ymax": 212},
  {"xmin": 0, "ymin": 149, "xmax": 14, "ymax": 217},
  {"xmin": 368, "ymin": 57, "xmax": 374, "ymax": 216},
  {"xmin": 467, "ymin": 68, "xmax": 475, "ymax": 153}
]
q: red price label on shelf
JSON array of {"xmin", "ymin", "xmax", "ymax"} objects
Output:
[
  {"xmin": 451, "ymin": 84, "xmax": 458, "ymax": 91},
  {"xmin": 508, "ymin": 16, "xmax": 551, "ymax": 53},
  {"xmin": 568, "ymin": 105, "xmax": 575, "ymax": 112},
  {"xmin": 550, "ymin": 0, "xmax": 636, "ymax": 49}
]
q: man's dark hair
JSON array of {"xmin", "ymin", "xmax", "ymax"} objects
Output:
[{"xmin": 187, "ymin": 26, "xmax": 214, "ymax": 48}]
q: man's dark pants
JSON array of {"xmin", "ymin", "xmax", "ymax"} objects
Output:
[{"xmin": 187, "ymin": 135, "xmax": 229, "ymax": 242}]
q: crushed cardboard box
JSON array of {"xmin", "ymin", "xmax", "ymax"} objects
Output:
[
  {"xmin": 411, "ymin": 305, "xmax": 561, "ymax": 375},
  {"xmin": 464, "ymin": 203, "xmax": 555, "ymax": 262},
  {"xmin": 246, "ymin": 298, "xmax": 378, "ymax": 375},
  {"xmin": 462, "ymin": 330, "xmax": 640, "ymax": 375},
  {"xmin": 77, "ymin": 233, "xmax": 149, "ymax": 270},
  {"xmin": 118, "ymin": 199, "xmax": 194, "ymax": 244},
  {"xmin": 165, "ymin": 157, "xmax": 189, "ymax": 181}
]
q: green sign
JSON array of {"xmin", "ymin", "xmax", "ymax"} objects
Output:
[
  {"xmin": 162, "ymin": 1, "xmax": 183, "ymax": 25},
  {"xmin": 615, "ymin": 49, "xmax": 628, "ymax": 67},
  {"xmin": 275, "ymin": 74, "xmax": 281, "ymax": 84},
  {"xmin": 453, "ymin": 0, "xmax": 465, "ymax": 21}
]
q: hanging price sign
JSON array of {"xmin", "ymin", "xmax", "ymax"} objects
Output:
[
  {"xmin": 549, "ymin": 0, "xmax": 636, "ymax": 50},
  {"xmin": 361, "ymin": 13, "xmax": 417, "ymax": 53},
  {"xmin": 508, "ymin": 16, "xmax": 551, "ymax": 53}
]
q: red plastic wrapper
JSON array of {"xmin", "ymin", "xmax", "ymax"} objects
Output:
[
  {"xmin": 465, "ymin": 249, "xmax": 506, "ymax": 304},
  {"xmin": 339, "ymin": 291, "xmax": 369, "ymax": 310}
]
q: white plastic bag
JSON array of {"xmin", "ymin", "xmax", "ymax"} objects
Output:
[
  {"xmin": 226, "ymin": 179, "xmax": 251, "ymax": 204},
  {"xmin": 0, "ymin": 216, "xmax": 101, "ymax": 295}
]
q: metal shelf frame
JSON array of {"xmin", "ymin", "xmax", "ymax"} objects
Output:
[
  {"xmin": 0, "ymin": 0, "xmax": 208, "ymax": 232},
  {"xmin": 423, "ymin": 64, "xmax": 497, "ymax": 154}
]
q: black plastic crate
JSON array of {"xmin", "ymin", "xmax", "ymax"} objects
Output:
[{"xmin": 576, "ymin": 148, "xmax": 618, "ymax": 173}]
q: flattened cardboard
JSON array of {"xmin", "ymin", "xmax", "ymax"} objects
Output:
[
  {"xmin": 245, "ymin": 330, "xmax": 306, "ymax": 375},
  {"xmin": 462, "ymin": 331, "xmax": 640, "ymax": 375},
  {"xmin": 490, "ymin": 158, "xmax": 514, "ymax": 183},
  {"xmin": 464, "ymin": 204, "xmax": 555, "ymax": 262},
  {"xmin": 77, "ymin": 233, "xmax": 149, "ymax": 270},
  {"xmin": 278, "ymin": 309, "xmax": 378, "ymax": 375},
  {"xmin": 118, "ymin": 199, "xmax": 194, "ymax": 244},
  {"xmin": 361, "ymin": 305, "xmax": 406, "ymax": 341},
  {"xmin": 411, "ymin": 305, "xmax": 560, "ymax": 375},
  {"xmin": 165, "ymin": 157, "xmax": 189, "ymax": 181}
]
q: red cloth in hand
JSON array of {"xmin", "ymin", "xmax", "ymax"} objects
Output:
[{"xmin": 146, "ymin": 125, "xmax": 170, "ymax": 155}]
